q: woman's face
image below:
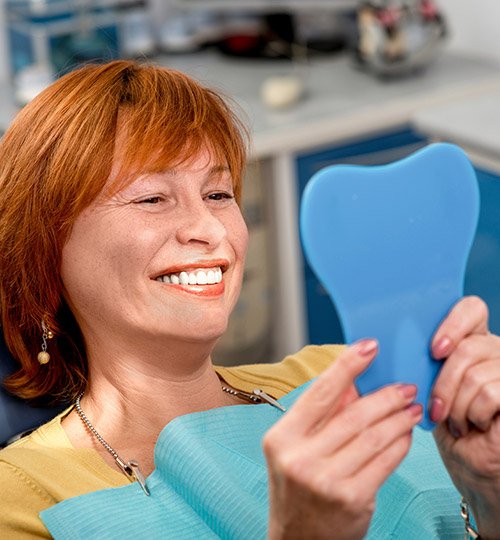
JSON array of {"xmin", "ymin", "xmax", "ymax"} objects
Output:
[{"xmin": 61, "ymin": 146, "xmax": 248, "ymax": 348}]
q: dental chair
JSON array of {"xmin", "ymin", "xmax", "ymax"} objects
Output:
[{"xmin": 0, "ymin": 334, "xmax": 65, "ymax": 447}]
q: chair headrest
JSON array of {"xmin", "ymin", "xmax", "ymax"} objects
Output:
[{"xmin": 0, "ymin": 334, "xmax": 66, "ymax": 446}]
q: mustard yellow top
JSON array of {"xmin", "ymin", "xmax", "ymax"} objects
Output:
[{"xmin": 0, "ymin": 345, "xmax": 344, "ymax": 539}]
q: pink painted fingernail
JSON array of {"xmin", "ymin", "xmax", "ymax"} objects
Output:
[
  {"xmin": 407, "ymin": 403, "xmax": 423, "ymax": 418},
  {"xmin": 429, "ymin": 397, "xmax": 445, "ymax": 423},
  {"xmin": 355, "ymin": 339, "xmax": 378, "ymax": 356},
  {"xmin": 433, "ymin": 336, "xmax": 452, "ymax": 358},
  {"xmin": 398, "ymin": 384, "xmax": 417, "ymax": 400}
]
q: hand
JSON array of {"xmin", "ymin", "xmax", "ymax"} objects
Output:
[
  {"xmin": 430, "ymin": 296, "xmax": 500, "ymax": 539},
  {"xmin": 263, "ymin": 340, "xmax": 422, "ymax": 540}
]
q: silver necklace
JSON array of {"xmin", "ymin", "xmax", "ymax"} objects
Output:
[
  {"xmin": 75, "ymin": 392, "xmax": 150, "ymax": 496},
  {"xmin": 74, "ymin": 386, "xmax": 286, "ymax": 497}
]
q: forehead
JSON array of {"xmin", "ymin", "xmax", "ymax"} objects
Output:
[{"xmin": 107, "ymin": 122, "xmax": 232, "ymax": 196}]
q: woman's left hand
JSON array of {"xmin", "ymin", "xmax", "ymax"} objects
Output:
[{"xmin": 430, "ymin": 296, "xmax": 500, "ymax": 538}]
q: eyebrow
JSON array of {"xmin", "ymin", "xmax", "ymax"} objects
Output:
[
  {"xmin": 208, "ymin": 165, "xmax": 230, "ymax": 176},
  {"xmin": 163, "ymin": 165, "xmax": 230, "ymax": 177}
]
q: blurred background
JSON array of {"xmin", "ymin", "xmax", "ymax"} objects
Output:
[{"xmin": 0, "ymin": 0, "xmax": 499, "ymax": 367}]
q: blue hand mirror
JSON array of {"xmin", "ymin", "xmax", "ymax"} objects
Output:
[{"xmin": 300, "ymin": 143, "xmax": 479, "ymax": 429}]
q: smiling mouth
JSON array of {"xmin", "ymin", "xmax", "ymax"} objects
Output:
[{"xmin": 155, "ymin": 266, "xmax": 223, "ymax": 285}]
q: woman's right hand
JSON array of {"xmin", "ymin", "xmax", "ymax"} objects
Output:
[{"xmin": 263, "ymin": 340, "xmax": 422, "ymax": 540}]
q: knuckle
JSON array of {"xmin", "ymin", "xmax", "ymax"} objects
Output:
[
  {"xmin": 337, "ymin": 404, "xmax": 359, "ymax": 430},
  {"xmin": 262, "ymin": 429, "xmax": 282, "ymax": 458},
  {"xmin": 328, "ymin": 482, "xmax": 362, "ymax": 508},
  {"xmin": 457, "ymin": 339, "xmax": 473, "ymax": 358},
  {"xmin": 270, "ymin": 449, "xmax": 309, "ymax": 483},
  {"xmin": 467, "ymin": 295, "xmax": 489, "ymax": 318},
  {"xmin": 455, "ymin": 338, "xmax": 477, "ymax": 361},
  {"xmin": 478, "ymin": 382, "xmax": 498, "ymax": 405},
  {"xmin": 311, "ymin": 375, "xmax": 336, "ymax": 405},
  {"xmin": 362, "ymin": 426, "xmax": 384, "ymax": 452},
  {"xmin": 463, "ymin": 366, "xmax": 483, "ymax": 388}
]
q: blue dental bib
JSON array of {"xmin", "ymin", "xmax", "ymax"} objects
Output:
[{"xmin": 41, "ymin": 383, "xmax": 463, "ymax": 538}]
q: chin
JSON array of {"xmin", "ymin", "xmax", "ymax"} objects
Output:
[{"xmin": 168, "ymin": 314, "xmax": 229, "ymax": 345}]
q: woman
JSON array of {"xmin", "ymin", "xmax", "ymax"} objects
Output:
[{"xmin": 0, "ymin": 60, "xmax": 499, "ymax": 539}]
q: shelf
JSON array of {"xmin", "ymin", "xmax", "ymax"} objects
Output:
[
  {"xmin": 7, "ymin": 0, "xmax": 146, "ymax": 38},
  {"xmin": 173, "ymin": 0, "xmax": 357, "ymax": 12}
]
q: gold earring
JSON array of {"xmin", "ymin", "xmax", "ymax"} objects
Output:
[{"xmin": 37, "ymin": 320, "xmax": 53, "ymax": 365}]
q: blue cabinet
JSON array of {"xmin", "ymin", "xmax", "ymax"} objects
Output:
[
  {"xmin": 296, "ymin": 129, "xmax": 500, "ymax": 344},
  {"xmin": 465, "ymin": 168, "xmax": 500, "ymax": 334}
]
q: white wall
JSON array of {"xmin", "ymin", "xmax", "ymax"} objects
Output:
[
  {"xmin": 0, "ymin": 0, "xmax": 10, "ymax": 82},
  {"xmin": 438, "ymin": 0, "xmax": 500, "ymax": 65}
]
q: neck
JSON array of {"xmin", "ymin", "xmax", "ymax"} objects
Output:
[{"xmin": 62, "ymin": 335, "xmax": 234, "ymax": 476}]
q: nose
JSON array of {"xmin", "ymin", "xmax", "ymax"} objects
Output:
[{"xmin": 175, "ymin": 200, "xmax": 226, "ymax": 248}]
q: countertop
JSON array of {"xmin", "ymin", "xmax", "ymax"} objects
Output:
[
  {"xmin": 2, "ymin": 49, "xmax": 500, "ymax": 161},
  {"xmin": 413, "ymin": 88, "xmax": 500, "ymax": 165}
]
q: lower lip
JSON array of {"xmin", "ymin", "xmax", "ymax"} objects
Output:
[{"xmin": 160, "ymin": 282, "xmax": 225, "ymax": 297}]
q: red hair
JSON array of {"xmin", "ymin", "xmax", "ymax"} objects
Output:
[{"xmin": 0, "ymin": 60, "xmax": 248, "ymax": 403}]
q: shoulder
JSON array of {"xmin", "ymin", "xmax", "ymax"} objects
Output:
[
  {"xmin": 0, "ymin": 411, "xmax": 126, "ymax": 537},
  {"xmin": 216, "ymin": 344, "xmax": 346, "ymax": 398},
  {"xmin": 0, "ymin": 458, "xmax": 54, "ymax": 538}
]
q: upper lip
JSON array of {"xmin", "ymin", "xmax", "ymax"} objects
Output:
[{"xmin": 151, "ymin": 259, "xmax": 230, "ymax": 279}]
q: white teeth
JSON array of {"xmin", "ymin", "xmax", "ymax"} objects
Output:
[
  {"xmin": 157, "ymin": 266, "xmax": 224, "ymax": 285},
  {"xmin": 196, "ymin": 271, "xmax": 208, "ymax": 284}
]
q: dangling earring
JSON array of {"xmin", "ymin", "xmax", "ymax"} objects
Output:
[{"xmin": 37, "ymin": 319, "xmax": 53, "ymax": 365}]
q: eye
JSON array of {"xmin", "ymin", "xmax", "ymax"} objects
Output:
[
  {"xmin": 206, "ymin": 192, "xmax": 234, "ymax": 202},
  {"xmin": 135, "ymin": 196, "xmax": 163, "ymax": 205}
]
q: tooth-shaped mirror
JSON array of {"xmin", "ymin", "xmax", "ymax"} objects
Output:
[{"xmin": 300, "ymin": 143, "xmax": 479, "ymax": 429}]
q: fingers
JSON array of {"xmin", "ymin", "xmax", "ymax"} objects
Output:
[
  {"xmin": 431, "ymin": 334, "xmax": 494, "ymax": 420},
  {"xmin": 307, "ymin": 383, "xmax": 418, "ymax": 457},
  {"xmin": 430, "ymin": 333, "xmax": 500, "ymax": 426},
  {"xmin": 275, "ymin": 339, "xmax": 378, "ymax": 439},
  {"xmin": 317, "ymin": 400, "xmax": 422, "ymax": 479},
  {"xmin": 467, "ymin": 381, "xmax": 500, "ymax": 433},
  {"xmin": 446, "ymin": 358, "xmax": 500, "ymax": 434},
  {"xmin": 309, "ymin": 432, "xmax": 414, "ymax": 512},
  {"xmin": 431, "ymin": 296, "xmax": 489, "ymax": 359},
  {"xmin": 342, "ymin": 431, "xmax": 413, "ymax": 498}
]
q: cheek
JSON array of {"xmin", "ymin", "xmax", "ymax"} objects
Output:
[
  {"xmin": 231, "ymin": 211, "xmax": 249, "ymax": 262},
  {"xmin": 61, "ymin": 212, "xmax": 159, "ymax": 308}
]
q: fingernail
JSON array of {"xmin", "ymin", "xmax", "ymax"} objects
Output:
[
  {"xmin": 429, "ymin": 397, "xmax": 445, "ymax": 423},
  {"xmin": 355, "ymin": 339, "xmax": 378, "ymax": 356},
  {"xmin": 448, "ymin": 419, "xmax": 463, "ymax": 439},
  {"xmin": 407, "ymin": 403, "xmax": 423, "ymax": 418},
  {"xmin": 398, "ymin": 384, "xmax": 417, "ymax": 400},
  {"xmin": 433, "ymin": 336, "xmax": 452, "ymax": 358}
]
